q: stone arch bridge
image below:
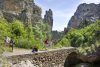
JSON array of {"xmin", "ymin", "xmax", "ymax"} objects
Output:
[{"xmin": 7, "ymin": 47, "xmax": 78, "ymax": 67}]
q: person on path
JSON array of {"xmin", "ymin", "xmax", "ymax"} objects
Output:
[
  {"xmin": 32, "ymin": 46, "xmax": 38, "ymax": 53},
  {"xmin": 10, "ymin": 37, "xmax": 15, "ymax": 51},
  {"xmin": 44, "ymin": 39, "xmax": 49, "ymax": 50},
  {"xmin": 5, "ymin": 36, "xmax": 11, "ymax": 46}
]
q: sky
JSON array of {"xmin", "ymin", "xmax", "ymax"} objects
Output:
[{"xmin": 35, "ymin": 0, "xmax": 100, "ymax": 31}]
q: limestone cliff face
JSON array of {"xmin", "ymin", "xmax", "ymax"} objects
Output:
[
  {"xmin": 44, "ymin": 9, "xmax": 53, "ymax": 30},
  {"xmin": 0, "ymin": 0, "xmax": 42, "ymax": 25},
  {"xmin": 68, "ymin": 3, "xmax": 100, "ymax": 29}
]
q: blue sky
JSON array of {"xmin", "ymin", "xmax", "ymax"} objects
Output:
[{"xmin": 35, "ymin": 0, "xmax": 100, "ymax": 31}]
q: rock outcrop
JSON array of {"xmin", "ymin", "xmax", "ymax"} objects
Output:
[
  {"xmin": 67, "ymin": 3, "xmax": 100, "ymax": 29},
  {"xmin": 64, "ymin": 47, "xmax": 100, "ymax": 67},
  {"xmin": 52, "ymin": 31, "xmax": 61, "ymax": 42},
  {"xmin": 0, "ymin": 0, "xmax": 42, "ymax": 25},
  {"xmin": 44, "ymin": 9, "xmax": 53, "ymax": 30}
]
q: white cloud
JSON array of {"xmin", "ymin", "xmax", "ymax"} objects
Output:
[{"xmin": 80, "ymin": 0, "xmax": 100, "ymax": 4}]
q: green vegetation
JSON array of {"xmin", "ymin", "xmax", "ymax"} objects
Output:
[
  {"xmin": 0, "ymin": 18, "xmax": 52, "ymax": 67},
  {"xmin": 0, "ymin": 19, "xmax": 51, "ymax": 50},
  {"xmin": 0, "ymin": 17, "xmax": 100, "ymax": 55},
  {"xmin": 56, "ymin": 20, "xmax": 100, "ymax": 55},
  {"xmin": 33, "ymin": 20, "xmax": 52, "ymax": 49}
]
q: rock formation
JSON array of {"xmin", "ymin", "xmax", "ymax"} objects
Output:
[
  {"xmin": 67, "ymin": 3, "xmax": 100, "ymax": 29},
  {"xmin": 0, "ymin": 0, "xmax": 42, "ymax": 26},
  {"xmin": 52, "ymin": 31, "xmax": 61, "ymax": 42},
  {"xmin": 44, "ymin": 9, "xmax": 53, "ymax": 30},
  {"xmin": 64, "ymin": 49, "xmax": 100, "ymax": 67},
  {"xmin": 52, "ymin": 31, "xmax": 64, "ymax": 43}
]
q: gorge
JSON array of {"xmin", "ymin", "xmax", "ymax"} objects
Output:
[{"xmin": 0, "ymin": 0, "xmax": 100, "ymax": 67}]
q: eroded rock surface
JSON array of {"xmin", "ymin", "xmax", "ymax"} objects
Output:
[
  {"xmin": 0, "ymin": 0, "xmax": 42, "ymax": 25},
  {"xmin": 67, "ymin": 3, "xmax": 100, "ymax": 29}
]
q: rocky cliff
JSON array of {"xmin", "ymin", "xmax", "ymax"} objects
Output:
[
  {"xmin": 0, "ymin": 0, "xmax": 42, "ymax": 26},
  {"xmin": 67, "ymin": 3, "xmax": 100, "ymax": 29},
  {"xmin": 44, "ymin": 9, "xmax": 53, "ymax": 30}
]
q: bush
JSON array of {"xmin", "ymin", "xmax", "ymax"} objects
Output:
[
  {"xmin": 0, "ymin": 19, "xmax": 11, "ymax": 45},
  {"xmin": 55, "ymin": 20, "xmax": 100, "ymax": 54}
]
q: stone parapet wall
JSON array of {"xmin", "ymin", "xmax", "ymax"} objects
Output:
[{"xmin": 7, "ymin": 47, "xmax": 78, "ymax": 67}]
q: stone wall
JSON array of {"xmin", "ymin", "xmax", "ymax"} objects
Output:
[{"xmin": 7, "ymin": 47, "xmax": 77, "ymax": 67}]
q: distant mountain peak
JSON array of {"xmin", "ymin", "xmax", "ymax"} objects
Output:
[{"xmin": 67, "ymin": 3, "xmax": 100, "ymax": 29}]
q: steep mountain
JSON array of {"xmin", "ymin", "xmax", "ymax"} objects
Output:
[
  {"xmin": 44, "ymin": 9, "xmax": 53, "ymax": 30},
  {"xmin": 0, "ymin": 0, "xmax": 42, "ymax": 26},
  {"xmin": 67, "ymin": 3, "xmax": 100, "ymax": 29}
]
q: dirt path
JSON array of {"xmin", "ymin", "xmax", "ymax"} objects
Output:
[
  {"xmin": 2, "ymin": 47, "xmax": 73, "ymax": 57},
  {"xmin": 2, "ymin": 48, "xmax": 33, "ymax": 57},
  {"xmin": 2, "ymin": 48, "xmax": 51, "ymax": 57}
]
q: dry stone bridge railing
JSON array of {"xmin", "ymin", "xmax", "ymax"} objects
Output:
[{"xmin": 7, "ymin": 47, "xmax": 78, "ymax": 67}]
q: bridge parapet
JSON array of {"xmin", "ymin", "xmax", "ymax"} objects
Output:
[{"xmin": 7, "ymin": 47, "xmax": 78, "ymax": 67}]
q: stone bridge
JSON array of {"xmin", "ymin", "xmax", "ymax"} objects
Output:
[{"xmin": 7, "ymin": 47, "xmax": 78, "ymax": 67}]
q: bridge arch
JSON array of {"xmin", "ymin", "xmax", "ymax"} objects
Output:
[{"xmin": 64, "ymin": 52, "xmax": 82, "ymax": 67}]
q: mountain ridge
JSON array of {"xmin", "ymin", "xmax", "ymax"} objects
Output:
[{"xmin": 67, "ymin": 3, "xmax": 100, "ymax": 29}]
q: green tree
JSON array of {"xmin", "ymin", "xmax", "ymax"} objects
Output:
[
  {"xmin": 11, "ymin": 20, "xmax": 26, "ymax": 37},
  {"xmin": 33, "ymin": 20, "xmax": 52, "ymax": 49},
  {"xmin": 0, "ymin": 19, "xmax": 11, "ymax": 45}
]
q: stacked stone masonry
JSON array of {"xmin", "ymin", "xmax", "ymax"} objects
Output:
[{"xmin": 7, "ymin": 47, "xmax": 77, "ymax": 67}]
